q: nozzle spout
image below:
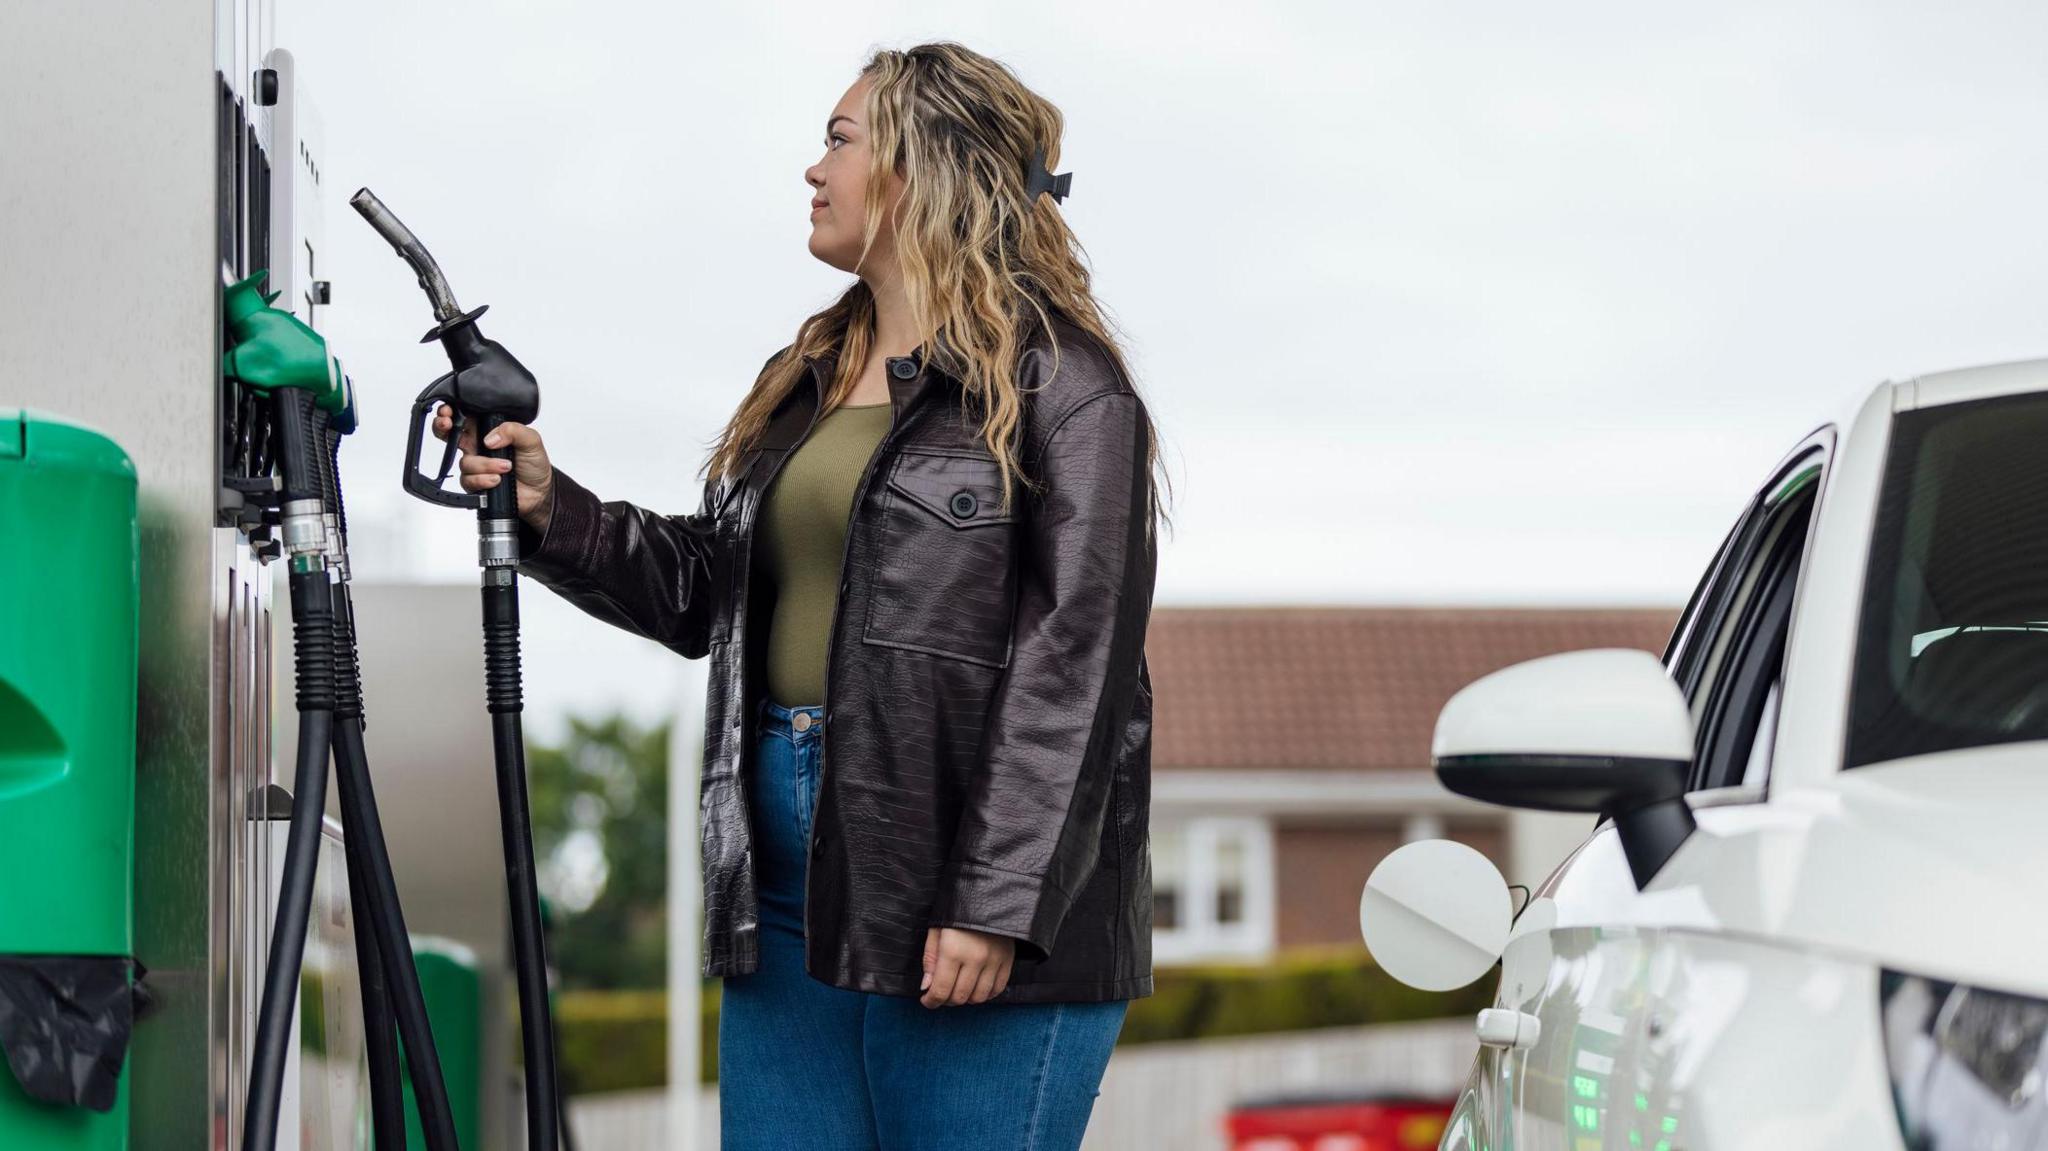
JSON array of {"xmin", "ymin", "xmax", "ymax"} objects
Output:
[{"xmin": 350, "ymin": 188, "xmax": 464, "ymax": 323}]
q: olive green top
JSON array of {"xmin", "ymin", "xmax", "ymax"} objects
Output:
[{"xmin": 757, "ymin": 400, "xmax": 894, "ymax": 707}]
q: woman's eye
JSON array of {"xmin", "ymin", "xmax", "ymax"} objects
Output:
[{"xmin": 828, "ymin": 133, "xmax": 849, "ymax": 149}]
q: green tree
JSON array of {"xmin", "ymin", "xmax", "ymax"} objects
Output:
[{"xmin": 528, "ymin": 714, "xmax": 670, "ymax": 990}]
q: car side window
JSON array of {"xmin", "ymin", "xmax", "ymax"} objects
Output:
[
  {"xmin": 1663, "ymin": 439, "xmax": 1829, "ymax": 794},
  {"xmin": 1692, "ymin": 485, "xmax": 1811, "ymax": 790}
]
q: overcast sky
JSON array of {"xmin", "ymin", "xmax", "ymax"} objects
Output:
[{"xmin": 277, "ymin": 0, "xmax": 2048, "ymax": 738}]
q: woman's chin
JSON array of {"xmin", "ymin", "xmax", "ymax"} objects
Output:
[{"xmin": 807, "ymin": 236, "xmax": 856, "ymax": 274}]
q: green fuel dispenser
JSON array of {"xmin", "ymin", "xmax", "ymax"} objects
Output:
[
  {"xmin": 0, "ymin": 410, "xmax": 138, "ymax": 1148},
  {"xmin": 402, "ymin": 940, "xmax": 482, "ymax": 1151}
]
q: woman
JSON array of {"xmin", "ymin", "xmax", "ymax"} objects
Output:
[{"xmin": 438, "ymin": 41, "xmax": 1169, "ymax": 1150}]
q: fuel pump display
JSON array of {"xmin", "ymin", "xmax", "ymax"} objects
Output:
[{"xmin": 351, "ymin": 187, "xmax": 565, "ymax": 1151}]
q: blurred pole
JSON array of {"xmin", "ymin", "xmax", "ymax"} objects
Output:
[{"xmin": 666, "ymin": 680, "xmax": 706, "ymax": 1149}]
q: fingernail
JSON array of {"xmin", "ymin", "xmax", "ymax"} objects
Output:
[
  {"xmin": 485, "ymin": 434, "xmax": 501, "ymax": 447},
  {"xmin": 920, "ymin": 972, "xmax": 931, "ymax": 990}
]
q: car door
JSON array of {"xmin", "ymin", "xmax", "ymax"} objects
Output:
[{"xmin": 1496, "ymin": 428, "xmax": 1832, "ymax": 1151}]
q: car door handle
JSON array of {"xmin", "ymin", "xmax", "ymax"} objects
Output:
[{"xmin": 1475, "ymin": 1008, "xmax": 1542, "ymax": 1050}]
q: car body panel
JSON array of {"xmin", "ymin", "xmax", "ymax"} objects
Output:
[
  {"xmin": 1536, "ymin": 751, "xmax": 2048, "ymax": 1002},
  {"xmin": 1898, "ymin": 356, "xmax": 2048, "ymax": 413},
  {"xmin": 1510, "ymin": 929, "xmax": 1897, "ymax": 1150}
]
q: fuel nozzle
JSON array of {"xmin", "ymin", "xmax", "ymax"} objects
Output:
[{"xmin": 349, "ymin": 187, "xmax": 539, "ymax": 515}]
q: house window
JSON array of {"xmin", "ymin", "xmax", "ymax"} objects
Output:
[{"xmin": 1150, "ymin": 815, "xmax": 1274, "ymax": 963}]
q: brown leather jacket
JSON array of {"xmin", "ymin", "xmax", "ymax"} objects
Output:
[{"xmin": 517, "ymin": 316, "xmax": 1159, "ymax": 1002}]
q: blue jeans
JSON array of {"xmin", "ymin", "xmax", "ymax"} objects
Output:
[{"xmin": 717, "ymin": 697, "xmax": 1129, "ymax": 1150}]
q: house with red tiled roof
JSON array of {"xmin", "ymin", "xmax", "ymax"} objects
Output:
[{"xmin": 1142, "ymin": 605, "xmax": 1678, "ymax": 964}]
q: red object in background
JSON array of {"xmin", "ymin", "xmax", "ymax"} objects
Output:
[{"xmin": 1224, "ymin": 1092, "xmax": 1453, "ymax": 1151}]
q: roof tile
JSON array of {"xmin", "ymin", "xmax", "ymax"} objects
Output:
[{"xmin": 1147, "ymin": 606, "xmax": 1679, "ymax": 771}]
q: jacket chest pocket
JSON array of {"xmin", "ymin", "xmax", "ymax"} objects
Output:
[{"xmin": 861, "ymin": 450, "xmax": 1019, "ymax": 669}]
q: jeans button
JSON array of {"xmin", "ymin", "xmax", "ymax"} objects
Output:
[{"xmin": 792, "ymin": 712, "xmax": 812, "ymax": 732}]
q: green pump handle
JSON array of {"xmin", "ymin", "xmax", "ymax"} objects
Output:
[{"xmin": 222, "ymin": 270, "xmax": 344, "ymax": 409}]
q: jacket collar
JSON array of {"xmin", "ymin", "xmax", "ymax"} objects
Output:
[{"xmin": 803, "ymin": 326, "xmax": 964, "ymax": 416}]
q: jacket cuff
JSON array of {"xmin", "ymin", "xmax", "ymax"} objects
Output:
[
  {"xmin": 517, "ymin": 468, "xmax": 598, "ymax": 582},
  {"xmin": 927, "ymin": 860, "xmax": 1067, "ymax": 965}
]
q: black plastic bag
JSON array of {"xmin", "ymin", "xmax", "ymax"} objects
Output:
[{"xmin": 0, "ymin": 955, "xmax": 134, "ymax": 1112}]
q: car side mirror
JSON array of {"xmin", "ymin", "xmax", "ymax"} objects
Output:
[{"xmin": 1431, "ymin": 648, "xmax": 1697, "ymax": 889}]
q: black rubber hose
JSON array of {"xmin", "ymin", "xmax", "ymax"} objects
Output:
[
  {"xmin": 343, "ymin": 810, "xmax": 409, "ymax": 1148},
  {"xmin": 332, "ymin": 718, "xmax": 464, "ymax": 1151},
  {"xmin": 483, "ymin": 576, "xmax": 562, "ymax": 1151},
  {"xmin": 242, "ymin": 567, "xmax": 335, "ymax": 1151},
  {"xmin": 328, "ymin": 577, "xmax": 406, "ymax": 1149}
]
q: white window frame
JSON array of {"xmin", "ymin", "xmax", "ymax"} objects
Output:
[{"xmin": 1151, "ymin": 814, "xmax": 1275, "ymax": 964}]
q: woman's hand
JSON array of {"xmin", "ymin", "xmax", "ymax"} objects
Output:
[
  {"xmin": 920, "ymin": 925, "xmax": 1016, "ymax": 1008},
  {"xmin": 432, "ymin": 402, "xmax": 556, "ymax": 533}
]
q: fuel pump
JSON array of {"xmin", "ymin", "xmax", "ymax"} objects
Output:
[
  {"xmin": 221, "ymin": 271, "xmax": 462, "ymax": 1151},
  {"xmin": 349, "ymin": 188, "xmax": 564, "ymax": 1151}
]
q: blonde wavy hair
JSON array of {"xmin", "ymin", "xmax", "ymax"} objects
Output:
[{"xmin": 702, "ymin": 40, "xmax": 1171, "ymax": 533}]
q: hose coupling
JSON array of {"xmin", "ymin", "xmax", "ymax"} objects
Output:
[
  {"xmin": 281, "ymin": 498, "xmax": 328, "ymax": 557},
  {"xmin": 480, "ymin": 517, "xmax": 520, "ymax": 569}
]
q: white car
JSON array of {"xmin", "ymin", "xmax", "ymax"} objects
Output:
[{"xmin": 1361, "ymin": 359, "xmax": 2048, "ymax": 1151}]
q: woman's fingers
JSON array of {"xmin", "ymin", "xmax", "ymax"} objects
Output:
[
  {"xmin": 918, "ymin": 927, "xmax": 1015, "ymax": 1007},
  {"xmin": 949, "ymin": 960, "xmax": 980, "ymax": 1005},
  {"xmin": 431, "ymin": 403, "xmax": 474, "ymax": 450},
  {"xmin": 921, "ymin": 952, "xmax": 963, "ymax": 1009},
  {"xmin": 436, "ymin": 403, "xmax": 526, "ymax": 494},
  {"xmin": 967, "ymin": 963, "xmax": 999, "ymax": 1005},
  {"xmin": 481, "ymin": 421, "xmax": 541, "ymax": 452},
  {"xmin": 457, "ymin": 449, "xmax": 510, "ymax": 492}
]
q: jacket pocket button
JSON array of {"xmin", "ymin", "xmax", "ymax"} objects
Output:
[{"xmin": 949, "ymin": 490, "xmax": 978, "ymax": 518}]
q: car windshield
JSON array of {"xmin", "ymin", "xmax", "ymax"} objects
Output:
[{"xmin": 1846, "ymin": 390, "xmax": 2048, "ymax": 768}]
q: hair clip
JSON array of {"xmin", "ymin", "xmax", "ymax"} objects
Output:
[{"xmin": 1024, "ymin": 145, "xmax": 1073, "ymax": 204}]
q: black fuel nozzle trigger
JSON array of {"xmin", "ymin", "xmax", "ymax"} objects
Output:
[
  {"xmin": 436, "ymin": 407, "xmax": 465, "ymax": 486},
  {"xmin": 405, "ymin": 370, "xmax": 483, "ymax": 510}
]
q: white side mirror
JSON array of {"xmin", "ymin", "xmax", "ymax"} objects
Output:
[
  {"xmin": 1431, "ymin": 647, "xmax": 1698, "ymax": 889},
  {"xmin": 1432, "ymin": 647, "xmax": 1693, "ymax": 766},
  {"xmin": 1358, "ymin": 839, "xmax": 1512, "ymax": 992}
]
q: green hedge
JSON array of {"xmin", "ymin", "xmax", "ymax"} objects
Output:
[
  {"xmin": 556, "ymin": 945, "xmax": 1492, "ymax": 1096},
  {"xmin": 556, "ymin": 988, "xmax": 671, "ymax": 1097}
]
